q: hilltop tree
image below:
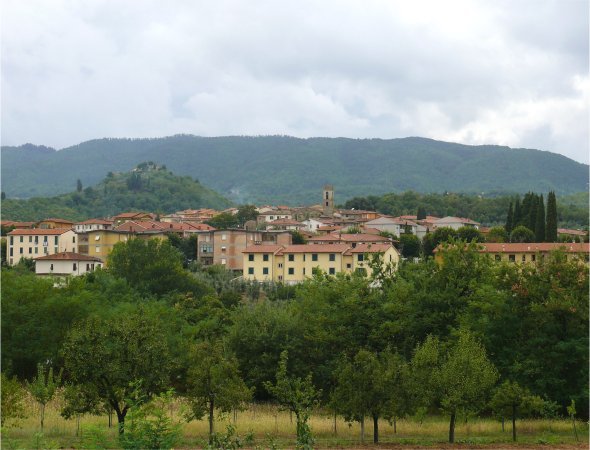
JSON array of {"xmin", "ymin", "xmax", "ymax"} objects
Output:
[
  {"xmin": 546, "ymin": 191, "xmax": 558, "ymax": 242},
  {"xmin": 510, "ymin": 226, "xmax": 535, "ymax": 243},
  {"xmin": 28, "ymin": 364, "xmax": 62, "ymax": 431},
  {"xmin": 76, "ymin": 179, "xmax": 83, "ymax": 192},
  {"xmin": 487, "ymin": 226, "xmax": 509, "ymax": 243},
  {"xmin": 513, "ymin": 198, "xmax": 522, "ymax": 227},
  {"xmin": 417, "ymin": 206, "xmax": 427, "ymax": 220}
]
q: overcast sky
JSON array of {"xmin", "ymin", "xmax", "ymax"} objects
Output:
[{"xmin": 2, "ymin": 0, "xmax": 588, "ymax": 163}]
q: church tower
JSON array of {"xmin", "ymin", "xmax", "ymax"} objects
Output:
[{"xmin": 323, "ymin": 184, "xmax": 334, "ymax": 215}]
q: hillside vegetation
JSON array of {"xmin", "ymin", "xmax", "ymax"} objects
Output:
[
  {"xmin": 1, "ymin": 162, "xmax": 231, "ymax": 221},
  {"xmin": 2, "ymin": 135, "xmax": 588, "ymax": 203}
]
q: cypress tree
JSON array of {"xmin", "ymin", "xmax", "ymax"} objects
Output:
[
  {"xmin": 545, "ymin": 191, "xmax": 558, "ymax": 242},
  {"xmin": 513, "ymin": 198, "xmax": 522, "ymax": 227},
  {"xmin": 505, "ymin": 201, "xmax": 514, "ymax": 235},
  {"xmin": 535, "ymin": 195, "xmax": 545, "ymax": 242},
  {"xmin": 417, "ymin": 206, "xmax": 427, "ymax": 220},
  {"xmin": 528, "ymin": 194, "xmax": 538, "ymax": 231}
]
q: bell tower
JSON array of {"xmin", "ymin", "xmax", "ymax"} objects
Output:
[{"xmin": 322, "ymin": 184, "xmax": 334, "ymax": 215}]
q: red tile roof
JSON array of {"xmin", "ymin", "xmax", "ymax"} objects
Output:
[
  {"xmin": 345, "ymin": 243, "xmax": 395, "ymax": 254},
  {"xmin": 268, "ymin": 219, "xmax": 303, "ymax": 226},
  {"xmin": 40, "ymin": 218, "xmax": 75, "ymax": 224},
  {"xmin": 558, "ymin": 228, "xmax": 587, "ymax": 236},
  {"xmin": 242, "ymin": 245, "xmax": 284, "ymax": 254},
  {"xmin": 35, "ymin": 252, "xmax": 103, "ymax": 262},
  {"xmin": 479, "ymin": 243, "xmax": 589, "ymax": 253},
  {"xmin": 76, "ymin": 218, "xmax": 113, "ymax": 225},
  {"xmin": 279, "ymin": 244, "xmax": 350, "ymax": 254},
  {"xmin": 8, "ymin": 229, "xmax": 70, "ymax": 236}
]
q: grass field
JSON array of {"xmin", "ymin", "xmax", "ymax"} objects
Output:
[{"xmin": 2, "ymin": 395, "xmax": 588, "ymax": 449}]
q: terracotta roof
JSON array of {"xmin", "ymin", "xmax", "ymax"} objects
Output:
[
  {"xmin": 338, "ymin": 233, "xmax": 391, "ymax": 242},
  {"xmin": 76, "ymin": 218, "xmax": 113, "ymax": 225},
  {"xmin": 1, "ymin": 221, "xmax": 36, "ymax": 228},
  {"xmin": 35, "ymin": 252, "xmax": 103, "ymax": 262},
  {"xmin": 307, "ymin": 234, "xmax": 342, "ymax": 242},
  {"xmin": 39, "ymin": 218, "xmax": 74, "ymax": 224},
  {"xmin": 558, "ymin": 228, "xmax": 587, "ymax": 236},
  {"xmin": 8, "ymin": 229, "xmax": 70, "ymax": 236},
  {"xmin": 479, "ymin": 243, "xmax": 589, "ymax": 253},
  {"xmin": 279, "ymin": 244, "xmax": 350, "ymax": 254},
  {"xmin": 242, "ymin": 245, "xmax": 284, "ymax": 254},
  {"xmin": 268, "ymin": 219, "xmax": 303, "ymax": 226},
  {"xmin": 114, "ymin": 212, "xmax": 153, "ymax": 219},
  {"xmin": 435, "ymin": 216, "xmax": 480, "ymax": 225},
  {"xmin": 345, "ymin": 243, "xmax": 395, "ymax": 254}
]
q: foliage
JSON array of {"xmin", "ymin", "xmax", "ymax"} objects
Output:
[
  {"xmin": 1, "ymin": 373, "xmax": 27, "ymax": 427},
  {"xmin": 399, "ymin": 233, "xmax": 420, "ymax": 258},
  {"xmin": 207, "ymin": 212, "xmax": 240, "ymax": 229},
  {"xmin": 205, "ymin": 424, "xmax": 254, "ymax": 450},
  {"xmin": 290, "ymin": 230, "xmax": 307, "ymax": 244},
  {"xmin": 456, "ymin": 226, "xmax": 484, "ymax": 242},
  {"xmin": 546, "ymin": 191, "xmax": 558, "ymax": 242},
  {"xmin": 61, "ymin": 309, "xmax": 172, "ymax": 433},
  {"xmin": 264, "ymin": 351, "xmax": 320, "ymax": 449},
  {"xmin": 27, "ymin": 364, "xmax": 62, "ymax": 431},
  {"xmin": 1, "ymin": 162, "xmax": 231, "ymax": 221},
  {"xmin": 3, "ymin": 137, "xmax": 587, "ymax": 205},
  {"xmin": 486, "ymin": 226, "xmax": 508, "ymax": 243},
  {"xmin": 185, "ymin": 341, "xmax": 252, "ymax": 439},
  {"xmin": 510, "ymin": 225, "xmax": 535, "ymax": 243}
]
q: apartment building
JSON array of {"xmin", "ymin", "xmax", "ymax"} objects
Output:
[
  {"xmin": 243, "ymin": 243, "xmax": 399, "ymax": 284},
  {"xmin": 7, "ymin": 228, "xmax": 77, "ymax": 265}
]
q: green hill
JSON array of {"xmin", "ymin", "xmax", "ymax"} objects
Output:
[
  {"xmin": 2, "ymin": 135, "xmax": 588, "ymax": 204},
  {"xmin": 1, "ymin": 162, "xmax": 232, "ymax": 221}
]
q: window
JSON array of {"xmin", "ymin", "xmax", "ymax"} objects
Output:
[
  {"xmin": 19, "ymin": 236, "xmax": 23, "ymax": 243},
  {"xmin": 303, "ymin": 268, "xmax": 306, "ymax": 275},
  {"xmin": 329, "ymin": 253, "xmax": 335, "ymax": 261},
  {"xmin": 9, "ymin": 236, "xmax": 13, "ymax": 245},
  {"xmin": 19, "ymin": 248, "xmax": 23, "ymax": 254},
  {"xmin": 95, "ymin": 246, "xmax": 100, "ymax": 253},
  {"xmin": 263, "ymin": 254, "xmax": 269, "ymax": 261},
  {"xmin": 358, "ymin": 254, "xmax": 364, "ymax": 262},
  {"xmin": 29, "ymin": 236, "xmax": 32, "ymax": 243},
  {"xmin": 508, "ymin": 254, "xmax": 515, "ymax": 262},
  {"xmin": 521, "ymin": 255, "xmax": 526, "ymax": 262},
  {"xmin": 97, "ymin": 264, "xmax": 101, "ymax": 268},
  {"xmin": 221, "ymin": 234, "xmax": 227, "ymax": 241},
  {"xmin": 248, "ymin": 267, "xmax": 254, "ymax": 275},
  {"xmin": 28, "ymin": 247, "xmax": 32, "ymax": 254},
  {"xmin": 50, "ymin": 264, "xmax": 53, "ymax": 271},
  {"xmin": 288, "ymin": 268, "xmax": 294, "ymax": 275},
  {"xmin": 303, "ymin": 254, "xmax": 306, "ymax": 261},
  {"xmin": 221, "ymin": 258, "xmax": 227, "ymax": 265},
  {"xmin": 248, "ymin": 254, "xmax": 254, "ymax": 261},
  {"xmin": 9, "ymin": 248, "xmax": 13, "ymax": 257},
  {"xmin": 346, "ymin": 263, "xmax": 351, "ymax": 269},
  {"xmin": 221, "ymin": 246, "xmax": 227, "ymax": 252},
  {"xmin": 326, "ymin": 192, "xmax": 329, "ymax": 200},
  {"xmin": 288, "ymin": 254, "xmax": 294, "ymax": 262},
  {"xmin": 86, "ymin": 264, "xmax": 90, "ymax": 271},
  {"xmin": 278, "ymin": 275, "xmax": 283, "ymax": 281},
  {"xmin": 54, "ymin": 236, "xmax": 58, "ymax": 245},
  {"xmin": 531, "ymin": 254, "xmax": 536, "ymax": 262},
  {"xmin": 278, "ymin": 263, "xmax": 283, "ymax": 268},
  {"xmin": 263, "ymin": 267, "xmax": 269, "ymax": 275},
  {"xmin": 312, "ymin": 253, "xmax": 318, "ymax": 261},
  {"xmin": 44, "ymin": 236, "xmax": 48, "ymax": 242},
  {"xmin": 73, "ymin": 263, "xmax": 77, "ymax": 271},
  {"xmin": 329, "ymin": 268, "xmax": 336, "ymax": 275},
  {"xmin": 95, "ymin": 235, "xmax": 100, "ymax": 241},
  {"xmin": 495, "ymin": 254, "xmax": 501, "ymax": 261},
  {"xmin": 73, "ymin": 236, "xmax": 76, "ymax": 243},
  {"xmin": 34, "ymin": 247, "xmax": 38, "ymax": 254}
]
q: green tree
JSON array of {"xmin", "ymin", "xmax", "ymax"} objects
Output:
[
  {"xmin": 27, "ymin": 364, "xmax": 62, "ymax": 431},
  {"xmin": 534, "ymin": 195, "xmax": 546, "ymax": 242},
  {"xmin": 291, "ymin": 230, "xmax": 307, "ymax": 244},
  {"xmin": 510, "ymin": 225, "xmax": 535, "ymax": 243},
  {"xmin": 399, "ymin": 234, "xmax": 420, "ymax": 258},
  {"xmin": 486, "ymin": 226, "xmax": 508, "ymax": 243},
  {"xmin": 185, "ymin": 341, "xmax": 252, "ymax": 441},
  {"xmin": 76, "ymin": 179, "xmax": 83, "ymax": 192},
  {"xmin": 207, "ymin": 212, "xmax": 240, "ymax": 229},
  {"xmin": 1, "ymin": 372, "xmax": 27, "ymax": 427},
  {"xmin": 236, "ymin": 205, "xmax": 259, "ymax": 225},
  {"xmin": 108, "ymin": 238, "xmax": 198, "ymax": 297},
  {"xmin": 61, "ymin": 383, "xmax": 102, "ymax": 436},
  {"xmin": 417, "ymin": 206, "xmax": 427, "ymax": 220},
  {"xmin": 545, "ymin": 191, "xmax": 558, "ymax": 242},
  {"xmin": 489, "ymin": 380, "xmax": 544, "ymax": 441},
  {"xmin": 456, "ymin": 226, "xmax": 484, "ymax": 242},
  {"xmin": 513, "ymin": 198, "xmax": 522, "ymax": 227},
  {"xmin": 61, "ymin": 311, "xmax": 172, "ymax": 434},
  {"xmin": 422, "ymin": 227, "xmax": 458, "ymax": 256},
  {"xmin": 264, "ymin": 350, "xmax": 320, "ymax": 449},
  {"xmin": 505, "ymin": 201, "xmax": 514, "ymax": 235}
]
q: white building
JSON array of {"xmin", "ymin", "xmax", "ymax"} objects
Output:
[
  {"xmin": 34, "ymin": 252, "xmax": 103, "ymax": 276},
  {"xmin": 74, "ymin": 219, "xmax": 113, "ymax": 233},
  {"xmin": 433, "ymin": 216, "xmax": 480, "ymax": 230}
]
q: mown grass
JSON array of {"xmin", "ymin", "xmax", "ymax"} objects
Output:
[{"xmin": 2, "ymin": 395, "xmax": 587, "ymax": 449}]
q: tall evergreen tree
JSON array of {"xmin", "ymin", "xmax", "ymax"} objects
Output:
[
  {"xmin": 545, "ymin": 191, "xmax": 558, "ymax": 242},
  {"xmin": 513, "ymin": 198, "xmax": 522, "ymax": 227},
  {"xmin": 417, "ymin": 206, "xmax": 427, "ymax": 220},
  {"xmin": 528, "ymin": 194, "xmax": 538, "ymax": 231},
  {"xmin": 534, "ymin": 195, "xmax": 545, "ymax": 242},
  {"xmin": 76, "ymin": 179, "xmax": 83, "ymax": 192},
  {"xmin": 505, "ymin": 201, "xmax": 514, "ymax": 235}
]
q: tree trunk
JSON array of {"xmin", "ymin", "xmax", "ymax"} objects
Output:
[
  {"xmin": 108, "ymin": 409, "xmax": 113, "ymax": 428},
  {"xmin": 512, "ymin": 404, "xmax": 516, "ymax": 442},
  {"xmin": 572, "ymin": 417, "xmax": 578, "ymax": 442},
  {"xmin": 40, "ymin": 403, "xmax": 45, "ymax": 431},
  {"xmin": 76, "ymin": 415, "xmax": 80, "ymax": 437},
  {"xmin": 208, "ymin": 397, "xmax": 215, "ymax": 443},
  {"xmin": 501, "ymin": 417, "xmax": 504, "ymax": 432},
  {"xmin": 394, "ymin": 416, "xmax": 397, "ymax": 434},
  {"xmin": 116, "ymin": 409, "xmax": 127, "ymax": 435},
  {"xmin": 333, "ymin": 411, "xmax": 337, "ymax": 435},
  {"xmin": 449, "ymin": 411, "xmax": 456, "ymax": 443},
  {"xmin": 360, "ymin": 416, "xmax": 365, "ymax": 443},
  {"xmin": 373, "ymin": 414, "xmax": 379, "ymax": 444}
]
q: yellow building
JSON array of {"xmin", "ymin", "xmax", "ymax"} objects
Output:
[
  {"xmin": 434, "ymin": 242, "xmax": 589, "ymax": 264},
  {"xmin": 243, "ymin": 243, "xmax": 399, "ymax": 284},
  {"xmin": 7, "ymin": 229, "xmax": 77, "ymax": 265}
]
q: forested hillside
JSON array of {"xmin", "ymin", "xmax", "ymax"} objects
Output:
[
  {"xmin": 2, "ymin": 135, "xmax": 587, "ymax": 203},
  {"xmin": 1, "ymin": 162, "xmax": 231, "ymax": 221}
]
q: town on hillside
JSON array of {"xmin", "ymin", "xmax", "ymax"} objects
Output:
[{"xmin": 2, "ymin": 185, "xmax": 588, "ymax": 281}]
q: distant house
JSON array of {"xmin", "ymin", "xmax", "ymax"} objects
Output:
[
  {"xmin": 256, "ymin": 210, "xmax": 293, "ymax": 224},
  {"xmin": 7, "ymin": 228, "xmax": 77, "ymax": 265},
  {"xmin": 306, "ymin": 233, "xmax": 392, "ymax": 247},
  {"xmin": 558, "ymin": 228, "xmax": 588, "ymax": 242},
  {"xmin": 266, "ymin": 219, "xmax": 306, "ymax": 231},
  {"xmin": 433, "ymin": 216, "xmax": 480, "ymax": 230},
  {"xmin": 36, "ymin": 218, "xmax": 75, "ymax": 230},
  {"xmin": 74, "ymin": 218, "xmax": 113, "ymax": 233},
  {"xmin": 112, "ymin": 212, "xmax": 156, "ymax": 226},
  {"xmin": 35, "ymin": 252, "xmax": 103, "ymax": 276}
]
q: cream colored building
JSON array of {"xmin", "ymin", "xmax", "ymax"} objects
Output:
[
  {"xmin": 7, "ymin": 229, "xmax": 77, "ymax": 266},
  {"xmin": 35, "ymin": 252, "xmax": 104, "ymax": 276},
  {"xmin": 243, "ymin": 243, "xmax": 399, "ymax": 284}
]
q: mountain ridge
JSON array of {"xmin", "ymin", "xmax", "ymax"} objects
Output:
[{"xmin": 2, "ymin": 135, "xmax": 587, "ymax": 203}]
